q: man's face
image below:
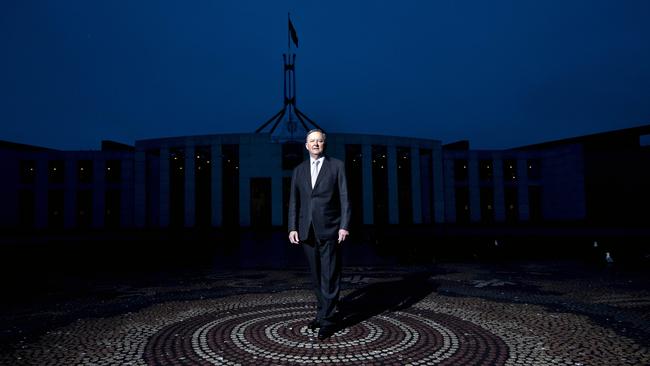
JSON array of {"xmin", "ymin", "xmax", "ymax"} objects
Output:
[{"xmin": 305, "ymin": 131, "xmax": 325, "ymax": 158}]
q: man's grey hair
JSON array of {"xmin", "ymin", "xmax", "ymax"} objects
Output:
[{"xmin": 306, "ymin": 129, "xmax": 327, "ymax": 142}]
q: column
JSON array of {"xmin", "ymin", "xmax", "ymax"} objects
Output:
[
  {"xmin": 211, "ymin": 142, "xmax": 222, "ymax": 227},
  {"xmin": 239, "ymin": 176, "xmax": 250, "ymax": 227},
  {"xmin": 0, "ymin": 156, "xmax": 18, "ymax": 226},
  {"xmin": 432, "ymin": 144, "xmax": 445, "ymax": 223},
  {"xmin": 134, "ymin": 148, "xmax": 146, "ymax": 227},
  {"xmin": 410, "ymin": 146, "xmax": 422, "ymax": 224},
  {"xmin": 121, "ymin": 157, "xmax": 134, "ymax": 227},
  {"xmin": 269, "ymin": 141, "xmax": 283, "ymax": 227},
  {"xmin": 387, "ymin": 145, "xmax": 398, "ymax": 224},
  {"xmin": 468, "ymin": 153, "xmax": 481, "ymax": 223},
  {"xmin": 159, "ymin": 146, "xmax": 170, "ymax": 227},
  {"xmin": 272, "ymin": 175, "xmax": 283, "ymax": 226},
  {"xmin": 92, "ymin": 159, "xmax": 106, "ymax": 228},
  {"xmin": 362, "ymin": 144, "xmax": 374, "ymax": 225},
  {"xmin": 517, "ymin": 158, "xmax": 530, "ymax": 221},
  {"xmin": 443, "ymin": 157, "xmax": 456, "ymax": 223},
  {"xmin": 239, "ymin": 141, "xmax": 250, "ymax": 227},
  {"xmin": 64, "ymin": 158, "xmax": 76, "ymax": 229},
  {"xmin": 493, "ymin": 156, "xmax": 506, "ymax": 222},
  {"xmin": 184, "ymin": 144, "xmax": 196, "ymax": 227},
  {"xmin": 35, "ymin": 158, "xmax": 48, "ymax": 229}
]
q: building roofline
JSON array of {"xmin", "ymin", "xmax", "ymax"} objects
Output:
[
  {"xmin": 0, "ymin": 140, "xmax": 58, "ymax": 152},
  {"xmin": 135, "ymin": 131, "xmax": 442, "ymax": 146},
  {"xmin": 508, "ymin": 124, "xmax": 650, "ymax": 151}
]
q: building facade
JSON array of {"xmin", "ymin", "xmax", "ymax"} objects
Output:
[
  {"xmin": 1, "ymin": 126, "xmax": 648, "ymax": 230},
  {"xmin": 0, "ymin": 141, "xmax": 135, "ymax": 229}
]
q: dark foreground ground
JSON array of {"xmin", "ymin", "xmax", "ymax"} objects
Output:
[{"xmin": 0, "ymin": 228, "xmax": 649, "ymax": 365}]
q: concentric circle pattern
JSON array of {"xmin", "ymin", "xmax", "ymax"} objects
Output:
[
  {"xmin": 2, "ymin": 288, "xmax": 649, "ymax": 365},
  {"xmin": 144, "ymin": 302, "xmax": 508, "ymax": 365}
]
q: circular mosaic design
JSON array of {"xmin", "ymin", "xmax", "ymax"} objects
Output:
[{"xmin": 143, "ymin": 302, "xmax": 508, "ymax": 365}]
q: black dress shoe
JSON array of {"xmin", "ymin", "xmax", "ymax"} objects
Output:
[
  {"xmin": 318, "ymin": 325, "xmax": 336, "ymax": 340},
  {"xmin": 307, "ymin": 319, "xmax": 320, "ymax": 331}
]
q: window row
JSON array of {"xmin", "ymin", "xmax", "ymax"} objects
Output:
[
  {"xmin": 19, "ymin": 160, "xmax": 123, "ymax": 184},
  {"xmin": 454, "ymin": 159, "xmax": 541, "ymax": 182},
  {"xmin": 17, "ymin": 189, "xmax": 122, "ymax": 228}
]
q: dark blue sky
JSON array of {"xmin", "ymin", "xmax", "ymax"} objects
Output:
[{"xmin": 1, "ymin": 0, "xmax": 649, "ymax": 150}]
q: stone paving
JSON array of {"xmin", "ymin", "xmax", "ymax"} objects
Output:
[{"xmin": 1, "ymin": 262, "xmax": 649, "ymax": 365}]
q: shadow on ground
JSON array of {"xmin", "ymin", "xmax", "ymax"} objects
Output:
[{"xmin": 338, "ymin": 271, "xmax": 439, "ymax": 331}]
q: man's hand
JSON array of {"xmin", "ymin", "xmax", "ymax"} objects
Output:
[
  {"xmin": 338, "ymin": 229, "xmax": 349, "ymax": 244},
  {"xmin": 289, "ymin": 231, "xmax": 300, "ymax": 245}
]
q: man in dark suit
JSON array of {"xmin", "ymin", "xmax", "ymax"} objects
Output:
[{"xmin": 288, "ymin": 129, "xmax": 351, "ymax": 340}]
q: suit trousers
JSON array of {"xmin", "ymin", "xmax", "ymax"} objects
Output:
[{"xmin": 302, "ymin": 226, "xmax": 342, "ymax": 327}]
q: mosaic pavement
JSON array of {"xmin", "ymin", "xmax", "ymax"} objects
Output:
[{"xmin": 1, "ymin": 264, "xmax": 649, "ymax": 365}]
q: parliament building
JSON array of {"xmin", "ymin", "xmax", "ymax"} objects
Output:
[
  {"xmin": 1, "ymin": 125, "xmax": 649, "ymax": 231},
  {"xmin": 1, "ymin": 47, "xmax": 648, "ymax": 231}
]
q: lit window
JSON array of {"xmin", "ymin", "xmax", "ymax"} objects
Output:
[
  {"xmin": 455, "ymin": 159, "xmax": 469, "ymax": 181},
  {"xmin": 105, "ymin": 160, "xmax": 121, "ymax": 183},
  {"xmin": 527, "ymin": 159, "xmax": 541, "ymax": 180},
  {"xmin": 78, "ymin": 160, "xmax": 93, "ymax": 183},
  {"xmin": 479, "ymin": 160, "xmax": 493, "ymax": 181},
  {"xmin": 48, "ymin": 161, "xmax": 64, "ymax": 183}
]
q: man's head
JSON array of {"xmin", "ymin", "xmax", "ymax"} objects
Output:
[{"xmin": 305, "ymin": 129, "xmax": 326, "ymax": 159}]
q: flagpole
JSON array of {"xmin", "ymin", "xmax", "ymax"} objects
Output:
[{"xmin": 287, "ymin": 13, "xmax": 293, "ymax": 125}]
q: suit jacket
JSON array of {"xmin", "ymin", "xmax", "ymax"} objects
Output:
[{"xmin": 288, "ymin": 156, "xmax": 351, "ymax": 241}]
